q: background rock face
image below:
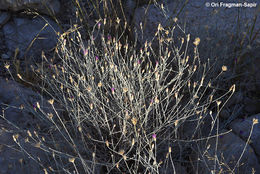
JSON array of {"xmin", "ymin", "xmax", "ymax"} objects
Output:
[
  {"xmin": 0, "ymin": 0, "xmax": 60, "ymax": 15},
  {"xmin": 0, "ymin": 122, "xmax": 47, "ymax": 174},
  {"xmin": 3, "ymin": 16, "xmax": 61, "ymax": 61},
  {"xmin": 229, "ymin": 114, "xmax": 260, "ymax": 159},
  {"xmin": 0, "ymin": 77, "xmax": 62, "ymax": 129},
  {"xmin": 199, "ymin": 129, "xmax": 260, "ymax": 174},
  {"xmin": 134, "ymin": 0, "xmax": 259, "ymax": 59},
  {"xmin": 0, "ymin": 11, "xmax": 10, "ymax": 28},
  {"xmin": 0, "ymin": 77, "xmax": 59, "ymax": 173}
]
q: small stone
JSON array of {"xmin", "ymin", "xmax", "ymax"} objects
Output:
[
  {"xmin": 3, "ymin": 16, "xmax": 61, "ymax": 61},
  {"xmin": 199, "ymin": 129, "xmax": 260, "ymax": 174}
]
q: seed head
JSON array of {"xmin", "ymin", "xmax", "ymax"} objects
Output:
[
  {"xmin": 193, "ymin": 37, "xmax": 200, "ymax": 46},
  {"xmin": 131, "ymin": 117, "xmax": 137, "ymax": 126},
  {"xmin": 119, "ymin": 149, "xmax": 125, "ymax": 155},
  {"xmin": 48, "ymin": 99, "xmax": 54, "ymax": 105},
  {"xmin": 253, "ymin": 118, "xmax": 258, "ymax": 125},
  {"xmin": 222, "ymin": 65, "xmax": 227, "ymax": 72},
  {"xmin": 69, "ymin": 158, "xmax": 75, "ymax": 163},
  {"xmin": 152, "ymin": 134, "xmax": 156, "ymax": 141}
]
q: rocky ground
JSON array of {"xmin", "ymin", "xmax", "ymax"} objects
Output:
[{"xmin": 0, "ymin": 0, "xmax": 259, "ymax": 173}]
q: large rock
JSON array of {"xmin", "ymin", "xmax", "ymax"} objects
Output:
[
  {"xmin": 0, "ymin": 28, "xmax": 5, "ymax": 51},
  {"xmin": 134, "ymin": 3, "xmax": 170, "ymax": 46},
  {"xmin": 0, "ymin": 77, "xmax": 102, "ymax": 173},
  {"xmin": 0, "ymin": 77, "xmax": 58, "ymax": 128},
  {"xmin": 3, "ymin": 16, "xmax": 61, "ymax": 61},
  {"xmin": 243, "ymin": 97, "xmax": 260, "ymax": 114},
  {"xmin": 133, "ymin": 0, "xmax": 259, "ymax": 58},
  {"xmin": 181, "ymin": 113, "xmax": 218, "ymax": 140},
  {"xmin": 238, "ymin": 46, "xmax": 260, "ymax": 97},
  {"xmin": 229, "ymin": 113, "xmax": 260, "ymax": 159},
  {"xmin": 0, "ymin": 11, "xmax": 10, "ymax": 28},
  {"xmin": 0, "ymin": 0, "xmax": 60, "ymax": 15},
  {"xmin": 198, "ymin": 129, "xmax": 260, "ymax": 174},
  {"xmin": 134, "ymin": 0, "xmax": 259, "ymax": 40},
  {"xmin": 0, "ymin": 120, "xmax": 46, "ymax": 174},
  {"xmin": 0, "ymin": 77, "xmax": 54, "ymax": 174}
]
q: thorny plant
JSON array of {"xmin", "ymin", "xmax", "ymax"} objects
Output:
[
  {"xmin": 3, "ymin": 15, "xmax": 245, "ymax": 173},
  {"xmin": 2, "ymin": 0, "xmax": 259, "ymax": 174}
]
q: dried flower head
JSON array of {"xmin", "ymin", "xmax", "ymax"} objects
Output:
[
  {"xmin": 193, "ymin": 37, "xmax": 200, "ymax": 46},
  {"xmin": 158, "ymin": 23, "xmax": 163, "ymax": 31},
  {"xmin": 187, "ymin": 34, "xmax": 190, "ymax": 42},
  {"xmin": 87, "ymin": 86, "xmax": 92, "ymax": 92},
  {"xmin": 47, "ymin": 113, "xmax": 53, "ymax": 119},
  {"xmin": 119, "ymin": 149, "xmax": 125, "ymax": 155},
  {"xmin": 253, "ymin": 118, "xmax": 258, "ymax": 125},
  {"xmin": 78, "ymin": 126, "xmax": 82, "ymax": 132},
  {"xmin": 131, "ymin": 138, "xmax": 135, "ymax": 146},
  {"xmin": 174, "ymin": 120, "xmax": 179, "ymax": 127},
  {"xmin": 19, "ymin": 104, "xmax": 24, "ymax": 110},
  {"xmin": 154, "ymin": 97, "xmax": 159, "ymax": 104},
  {"xmin": 12, "ymin": 134, "xmax": 19, "ymax": 142},
  {"xmin": 123, "ymin": 87, "xmax": 128, "ymax": 93},
  {"xmin": 36, "ymin": 102, "xmax": 40, "ymax": 109},
  {"xmin": 17, "ymin": 74, "xmax": 22, "ymax": 80},
  {"xmin": 34, "ymin": 142, "xmax": 41, "ymax": 148},
  {"xmin": 4, "ymin": 64, "xmax": 10, "ymax": 69},
  {"xmin": 222, "ymin": 65, "xmax": 227, "ymax": 71},
  {"xmin": 69, "ymin": 158, "xmax": 75, "ymax": 163},
  {"xmin": 152, "ymin": 134, "xmax": 156, "ymax": 141},
  {"xmin": 48, "ymin": 99, "xmax": 54, "ymax": 105},
  {"xmin": 98, "ymin": 82, "xmax": 102, "ymax": 87},
  {"xmin": 106, "ymin": 140, "xmax": 109, "ymax": 147},
  {"xmin": 98, "ymin": 22, "xmax": 101, "ymax": 28},
  {"xmin": 116, "ymin": 17, "xmax": 120, "ymax": 24},
  {"xmin": 27, "ymin": 130, "xmax": 32, "ymax": 137},
  {"xmin": 131, "ymin": 117, "xmax": 137, "ymax": 126},
  {"xmin": 83, "ymin": 48, "xmax": 88, "ymax": 56},
  {"xmin": 111, "ymin": 87, "xmax": 115, "ymax": 94}
]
